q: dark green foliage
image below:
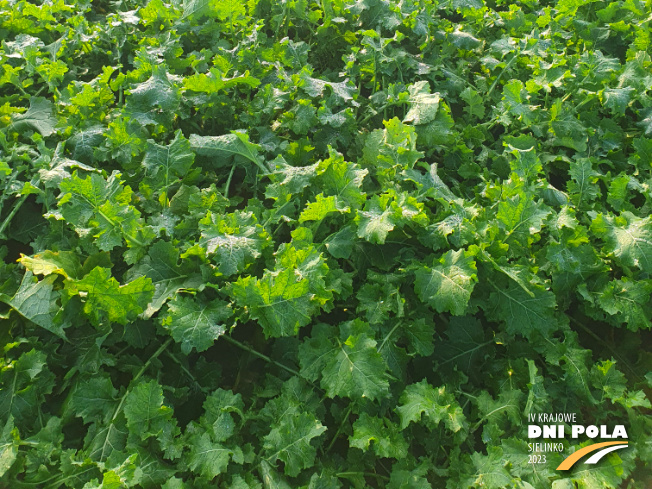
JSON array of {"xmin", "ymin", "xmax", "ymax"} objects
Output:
[{"xmin": 0, "ymin": 0, "xmax": 651, "ymax": 487}]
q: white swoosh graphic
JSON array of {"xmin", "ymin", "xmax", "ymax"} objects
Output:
[{"xmin": 584, "ymin": 444, "xmax": 628, "ymax": 464}]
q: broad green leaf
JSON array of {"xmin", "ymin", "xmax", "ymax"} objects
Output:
[
  {"xmin": 404, "ymin": 81, "xmax": 440, "ymax": 125},
  {"xmin": 568, "ymin": 158, "xmax": 600, "ymax": 209},
  {"xmin": 596, "ymin": 278, "xmax": 652, "ymax": 331},
  {"xmin": 126, "ymin": 65, "xmax": 180, "ymax": 125},
  {"xmin": 504, "ymin": 134, "xmax": 541, "ymax": 180},
  {"xmin": 321, "ymin": 328, "xmax": 388, "ymax": 400},
  {"xmin": 19, "ymin": 250, "xmax": 82, "ymax": 280},
  {"xmin": 232, "ymin": 271, "xmax": 313, "ymax": 337},
  {"xmin": 126, "ymin": 240, "xmax": 203, "ymax": 318},
  {"xmin": 124, "ymin": 379, "xmax": 176, "ymax": 442},
  {"xmin": 161, "ymin": 296, "xmax": 230, "ymax": 354},
  {"xmin": 485, "ymin": 281, "xmax": 558, "ymax": 338},
  {"xmin": 356, "ymin": 193, "xmax": 398, "ymax": 244},
  {"xmin": 142, "ymin": 130, "xmax": 194, "ymax": 191},
  {"xmin": 356, "ymin": 190, "xmax": 426, "ymax": 244},
  {"xmin": 349, "ymin": 413, "xmax": 408, "ymax": 459},
  {"xmin": 182, "ymin": 0, "xmax": 210, "ymax": 19},
  {"xmin": 263, "ymin": 412, "xmax": 326, "ymax": 476},
  {"xmin": 186, "ymin": 433, "xmax": 235, "ymax": 479},
  {"xmin": 0, "ymin": 350, "xmax": 52, "ymax": 425},
  {"xmin": 68, "ymin": 375, "xmax": 118, "ymax": 424},
  {"xmin": 601, "ymin": 87, "xmax": 635, "ymax": 114},
  {"xmin": 460, "ymin": 87, "xmax": 485, "ymax": 119},
  {"xmin": 397, "ymin": 380, "xmax": 466, "ymax": 432},
  {"xmin": 496, "ymin": 190, "xmax": 551, "ymax": 253},
  {"xmin": 315, "ymin": 149, "xmax": 368, "ymax": 208},
  {"xmin": 0, "ymin": 272, "xmax": 64, "ymax": 338},
  {"xmin": 363, "ymin": 118, "xmax": 423, "ymax": 178},
  {"xmin": 324, "ymin": 225, "xmax": 357, "ymax": 259},
  {"xmin": 10, "ymin": 97, "xmax": 57, "ymax": 136},
  {"xmin": 299, "ymin": 194, "xmax": 349, "ymax": 223},
  {"xmin": 414, "ymin": 249, "xmax": 477, "ymax": 315},
  {"xmin": 199, "ymin": 210, "xmax": 270, "ymax": 276},
  {"xmin": 501, "ymin": 80, "xmax": 534, "ymax": 123},
  {"xmin": 184, "ymin": 69, "xmax": 260, "ymax": 94},
  {"xmin": 457, "ymin": 447, "xmax": 514, "ymax": 489},
  {"xmin": 591, "ymin": 211, "xmax": 652, "ymax": 273},
  {"xmin": 231, "ymin": 241, "xmax": 330, "ymax": 337},
  {"xmin": 57, "ymin": 171, "xmax": 154, "ymax": 255},
  {"xmin": 299, "ymin": 320, "xmax": 389, "ymax": 400},
  {"xmin": 265, "ymin": 156, "xmax": 318, "ymax": 201},
  {"xmin": 185, "ymin": 389, "xmax": 244, "ymax": 479},
  {"xmin": 190, "ymin": 131, "xmax": 267, "ymax": 174},
  {"xmin": 0, "ymin": 417, "xmax": 19, "ymax": 478},
  {"xmin": 66, "ymin": 267, "xmax": 154, "ymax": 326}
]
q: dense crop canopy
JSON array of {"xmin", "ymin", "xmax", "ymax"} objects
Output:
[{"xmin": 0, "ymin": 0, "xmax": 651, "ymax": 487}]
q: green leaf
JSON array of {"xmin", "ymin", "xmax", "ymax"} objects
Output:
[
  {"xmin": 19, "ymin": 250, "xmax": 82, "ymax": 280},
  {"xmin": 265, "ymin": 156, "xmax": 318, "ymax": 201},
  {"xmin": 142, "ymin": 130, "xmax": 194, "ymax": 191},
  {"xmin": 457, "ymin": 447, "xmax": 514, "ymax": 489},
  {"xmin": 10, "ymin": 97, "xmax": 57, "ymax": 136},
  {"xmin": 596, "ymin": 278, "xmax": 652, "ymax": 331},
  {"xmin": 363, "ymin": 118, "xmax": 423, "ymax": 179},
  {"xmin": 125, "ymin": 240, "xmax": 203, "ymax": 318},
  {"xmin": 486, "ymin": 280, "xmax": 558, "ymax": 338},
  {"xmin": 404, "ymin": 81, "xmax": 440, "ymax": 125},
  {"xmin": 460, "ymin": 87, "xmax": 485, "ymax": 119},
  {"xmin": 504, "ymin": 135, "xmax": 541, "ymax": 180},
  {"xmin": 356, "ymin": 193, "xmax": 398, "ymax": 244},
  {"xmin": 601, "ymin": 87, "xmax": 635, "ymax": 114},
  {"xmin": 414, "ymin": 249, "xmax": 477, "ymax": 315},
  {"xmin": 299, "ymin": 320, "xmax": 389, "ymax": 400},
  {"xmin": 126, "ymin": 65, "xmax": 180, "ymax": 125},
  {"xmin": 66, "ymin": 267, "xmax": 154, "ymax": 326},
  {"xmin": 299, "ymin": 194, "xmax": 349, "ymax": 223},
  {"xmin": 124, "ymin": 379, "xmax": 176, "ymax": 442},
  {"xmin": 186, "ymin": 433, "xmax": 235, "ymax": 479},
  {"xmin": 568, "ymin": 157, "xmax": 601, "ymax": 209},
  {"xmin": 397, "ymin": 380, "xmax": 466, "ymax": 432},
  {"xmin": 0, "ymin": 272, "xmax": 64, "ymax": 338},
  {"xmin": 264, "ymin": 412, "xmax": 326, "ymax": 476},
  {"xmin": 591, "ymin": 211, "xmax": 652, "ymax": 273},
  {"xmin": 68, "ymin": 375, "xmax": 118, "ymax": 424},
  {"xmin": 0, "ymin": 416, "xmax": 20, "ymax": 478},
  {"xmin": 324, "ymin": 225, "xmax": 357, "ymax": 259},
  {"xmin": 57, "ymin": 171, "xmax": 154, "ymax": 255},
  {"xmin": 0, "ymin": 349, "xmax": 52, "ymax": 425},
  {"xmin": 496, "ymin": 189, "xmax": 551, "ymax": 253},
  {"xmin": 161, "ymin": 296, "xmax": 230, "ymax": 354},
  {"xmin": 190, "ymin": 131, "xmax": 267, "ymax": 174},
  {"xmin": 501, "ymin": 79, "xmax": 534, "ymax": 124},
  {"xmin": 315, "ymin": 149, "xmax": 368, "ymax": 209},
  {"xmin": 199, "ymin": 210, "xmax": 270, "ymax": 276},
  {"xmin": 185, "ymin": 389, "xmax": 244, "ymax": 479},
  {"xmin": 231, "ymin": 240, "xmax": 330, "ymax": 337},
  {"xmin": 349, "ymin": 413, "xmax": 408, "ymax": 459}
]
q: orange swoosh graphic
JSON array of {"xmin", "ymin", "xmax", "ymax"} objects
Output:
[{"xmin": 557, "ymin": 441, "xmax": 628, "ymax": 470}]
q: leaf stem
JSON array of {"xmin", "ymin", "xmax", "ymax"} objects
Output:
[
  {"xmin": 96, "ymin": 208, "xmax": 146, "ymax": 248},
  {"xmin": 487, "ymin": 53, "xmax": 518, "ymax": 98},
  {"xmin": 325, "ymin": 405, "xmax": 351, "ymax": 453},
  {"xmin": 221, "ymin": 334, "xmax": 317, "ymax": 388},
  {"xmin": 0, "ymin": 193, "xmax": 28, "ymax": 238},
  {"xmin": 224, "ymin": 163, "xmax": 236, "ymax": 199},
  {"xmin": 377, "ymin": 321, "xmax": 401, "ymax": 352},
  {"xmin": 110, "ymin": 338, "xmax": 172, "ymax": 423},
  {"xmin": 336, "ymin": 472, "xmax": 390, "ymax": 481}
]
